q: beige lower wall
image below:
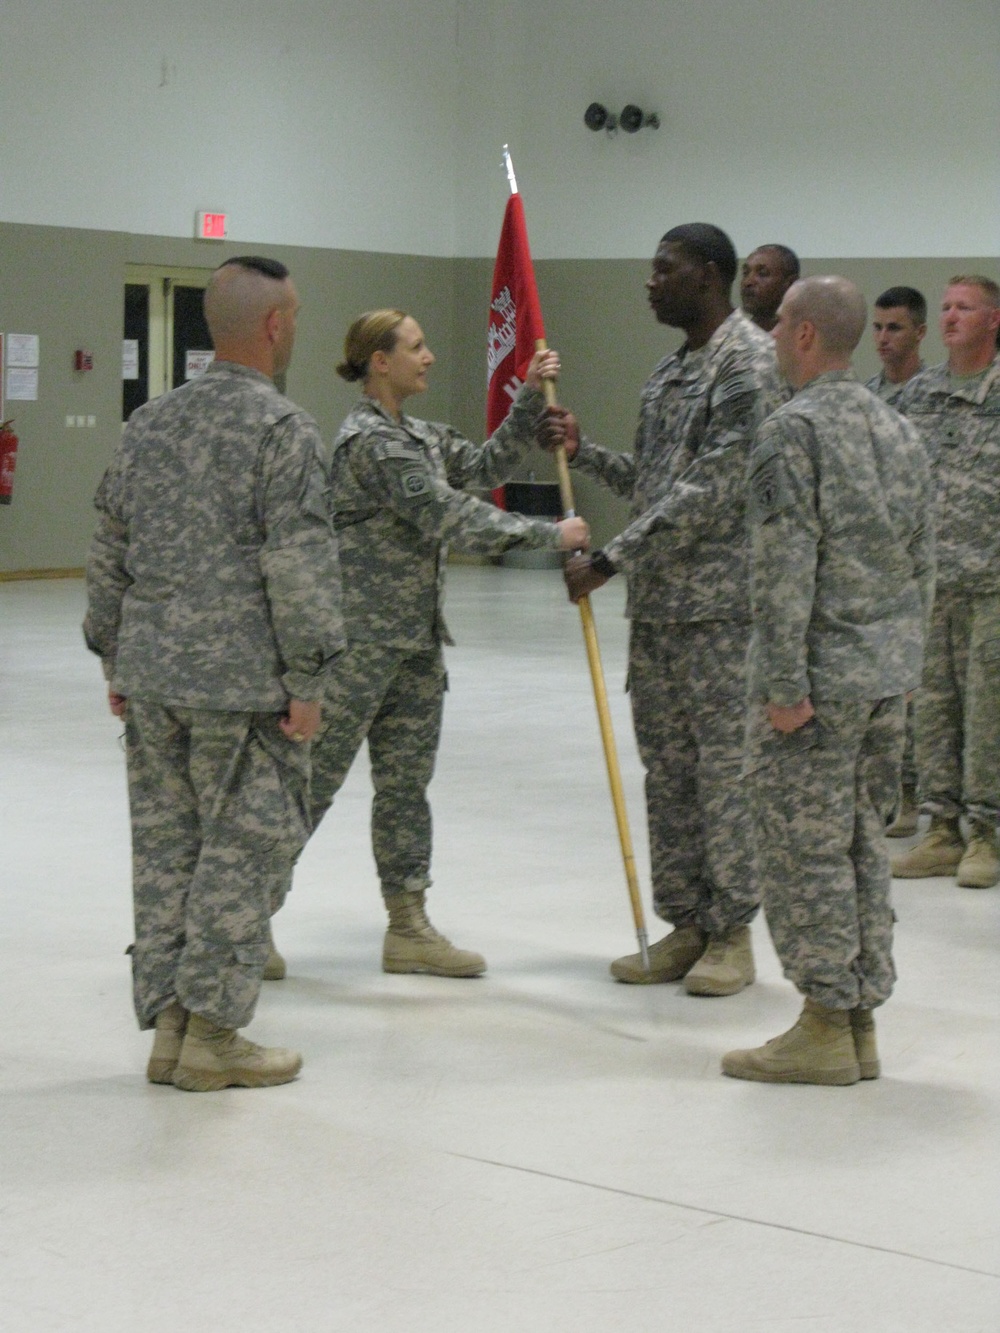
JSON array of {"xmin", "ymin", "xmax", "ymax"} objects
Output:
[
  {"xmin": 455, "ymin": 254, "xmax": 997, "ymax": 549},
  {"xmin": 1, "ymin": 220, "xmax": 993, "ymax": 571},
  {"xmin": 0, "ymin": 223, "xmax": 457, "ymax": 573}
]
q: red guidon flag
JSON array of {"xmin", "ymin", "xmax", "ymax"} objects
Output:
[{"xmin": 486, "ymin": 192, "xmax": 546, "ymax": 508}]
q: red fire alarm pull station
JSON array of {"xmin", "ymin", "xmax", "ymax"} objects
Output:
[
  {"xmin": 196, "ymin": 211, "xmax": 228, "ymax": 240},
  {"xmin": 74, "ymin": 350, "xmax": 94, "ymax": 372}
]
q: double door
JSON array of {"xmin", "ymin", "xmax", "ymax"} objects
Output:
[{"xmin": 123, "ymin": 265, "xmax": 213, "ymax": 422}]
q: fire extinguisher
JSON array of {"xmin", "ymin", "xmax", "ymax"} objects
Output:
[{"xmin": 0, "ymin": 419, "xmax": 17, "ymax": 505}]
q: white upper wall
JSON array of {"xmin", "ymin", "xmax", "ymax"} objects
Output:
[
  {"xmin": 454, "ymin": 0, "xmax": 1000, "ymax": 258},
  {"xmin": 2, "ymin": 0, "xmax": 997, "ymax": 259},
  {"xmin": 0, "ymin": 0, "xmax": 461, "ymax": 255}
]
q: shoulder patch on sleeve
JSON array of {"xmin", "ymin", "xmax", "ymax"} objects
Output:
[
  {"xmin": 748, "ymin": 444, "xmax": 793, "ymax": 524},
  {"xmin": 397, "ymin": 465, "xmax": 433, "ymax": 503}
]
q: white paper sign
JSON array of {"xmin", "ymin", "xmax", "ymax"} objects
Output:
[
  {"xmin": 7, "ymin": 367, "xmax": 39, "ymax": 400},
  {"xmin": 7, "ymin": 334, "xmax": 40, "ymax": 368},
  {"xmin": 185, "ymin": 350, "xmax": 214, "ymax": 380},
  {"xmin": 122, "ymin": 340, "xmax": 140, "ymax": 380}
]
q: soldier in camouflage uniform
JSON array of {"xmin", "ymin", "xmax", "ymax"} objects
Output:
[
  {"xmin": 739, "ymin": 243, "xmax": 801, "ymax": 333},
  {"xmin": 722, "ymin": 276, "xmax": 935, "ymax": 1085},
  {"xmin": 84, "ymin": 257, "xmax": 345, "ymax": 1090},
  {"xmin": 891, "ymin": 275, "xmax": 1000, "ymax": 889},
  {"xmin": 272, "ymin": 309, "xmax": 588, "ymax": 979},
  {"xmin": 555, "ymin": 224, "xmax": 786, "ymax": 997},
  {"xmin": 866, "ymin": 286, "xmax": 927, "ymax": 408},
  {"xmin": 864, "ymin": 287, "xmax": 928, "ymax": 836}
]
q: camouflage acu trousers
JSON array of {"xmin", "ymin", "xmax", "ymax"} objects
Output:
[
  {"xmin": 308, "ymin": 641, "xmax": 446, "ymax": 896},
  {"xmin": 745, "ymin": 696, "xmax": 904, "ymax": 1010},
  {"xmin": 125, "ymin": 701, "xmax": 310, "ymax": 1030},
  {"xmin": 628, "ymin": 619, "xmax": 757, "ymax": 937},
  {"xmin": 900, "ymin": 696, "xmax": 916, "ymax": 792},
  {"xmin": 915, "ymin": 590, "xmax": 1000, "ymax": 823}
]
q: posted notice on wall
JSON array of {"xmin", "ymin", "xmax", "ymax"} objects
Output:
[
  {"xmin": 6, "ymin": 334, "xmax": 39, "ymax": 368},
  {"xmin": 186, "ymin": 350, "xmax": 214, "ymax": 380},
  {"xmin": 6, "ymin": 368, "xmax": 39, "ymax": 401},
  {"xmin": 122, "ymin": 340, "xmax": 140, "ymax": 381},
  {"xmin": 6, "ymin": 334, "xmax": 40, "ymax": 401}
]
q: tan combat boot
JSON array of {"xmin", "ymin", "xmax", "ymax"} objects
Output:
[
  {"xmin": 262, "ymin": 924, "xmax": 287, "ymax": 981},
  {"xmin": 891, "ymin": 816, "xmax": 964, "ymax": 878},
  {"xmin": 956, "ymin": 821, "xmax": 1000, "ymax": 889},
  {"xmin": 850, "ymin": 1007, "xmax": 879, "ymax": 1080},
  {"xmin": 610, "ymin": 925, "xmax": 706, "ymax": 984},
  {"xmin": 885, "ymin": 786, "xmax": 919, "ymax": 838},
  {"xmin": 382, "ymin": 890, "xmax": 486, "ymax": 977},
  {"xmin": 171, "ymin": 1013, "xmax": 303, "ymax": 1091},
  {"xmin": 721, "ymin": 998, "xmax": 861, "ymax": 1085},
  {"xmin": 684, "ymin": 925, "xmax": 755, "ymax": 996},
  {"xmin": 146, "ymin": 1001, "xmax": 188, "ymax": 1084}
]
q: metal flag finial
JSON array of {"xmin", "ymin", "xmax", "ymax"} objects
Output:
[{"xmin": 502, "ymin": 144, "xmax": 518, "ymax": 195}]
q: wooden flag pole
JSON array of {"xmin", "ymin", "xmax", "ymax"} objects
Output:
[{"xmin": 536, "ymin": 340, "xmax": 650, "ymax": 971}]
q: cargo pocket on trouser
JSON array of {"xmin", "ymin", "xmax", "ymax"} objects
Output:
[
  {"xmin": 967, "ymin": 597, "xmax": 1000, "ymax": 819},
  {"xmin": 178, "ymin": 716, "xmax": 309, "ymax": 1028},
  {"xmin": 743, "ymin": 704, "xmax": 864, "ymax": 999},
  {"xmin": 742, "ymin": 703, "xmax": 824, "ymax": 911}
]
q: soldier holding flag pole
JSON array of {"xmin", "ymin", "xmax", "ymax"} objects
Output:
[
  {"xmin": 493, "ymin": 147, "xmax": 652, "ymax": 971},
  {"xmin": 552, "ymin": 223, "xmax": 786, "ymax": 997}
]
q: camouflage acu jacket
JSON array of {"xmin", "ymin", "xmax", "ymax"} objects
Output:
[
  {"xmin": 84, "ymin": 361, "xmax": 345, "ymax": 709},
  {"xmin": 865, "ymin": 369, "xmax": 920, "ymax": 407},
  {"xmin": 571, "ymin": 310, "xmax": 785, "ymax": 623},
  {"xmin": 896, "ymin": 355, "xmax": 1000, "ymax": 593},
  {"xmin": 747, "ymin": 371, "xmax": 936, "ymax": 706},
  {"xmin": 328, "ymin": 387, "xmax": 561, "ymax": 650}
]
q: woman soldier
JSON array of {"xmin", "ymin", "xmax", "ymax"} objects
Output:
[{"xmin": 270, "ymin": 309, "xmax": 587, "ymax": 978}]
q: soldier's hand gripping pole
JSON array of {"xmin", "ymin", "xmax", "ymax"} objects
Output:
[{"xmin": 536, "ymin": 340, "xmax": 650, "ymax": 972}]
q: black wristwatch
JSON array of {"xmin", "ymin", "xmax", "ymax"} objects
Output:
[{"xmin": 590, "ymin": 550, "xmax": 617, "ymax": 579}]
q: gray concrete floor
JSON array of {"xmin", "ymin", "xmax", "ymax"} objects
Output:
[{"xmin": 2, "ymin": 568, "xmax": 998, "ymax": 1331}]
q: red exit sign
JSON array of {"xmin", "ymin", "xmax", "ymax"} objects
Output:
[{"xmin": 195, "ymin": 211, "xmax": 228, "ymax": 241}]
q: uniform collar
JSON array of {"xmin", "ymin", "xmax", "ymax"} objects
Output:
[
  {"xmin": 921, "ymin": 355, "xmax": 1000, "ymax": 405},
  {"xmin": 359, "ymin": 395, "xmax": 431, "ymax": 442},
  {"xmin": 946, "ymin": 355, "xmax": 1000, "ymax": 405},
  {"xmin": 793, "ymin": 368, "xmax": 858, "ymax": 395},
  {"xmin": 206, "ymin": 359, "xmax": 274, "ymax": 387}
]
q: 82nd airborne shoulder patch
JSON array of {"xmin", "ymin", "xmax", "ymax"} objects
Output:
[{"xmin": 399, "ymin": 465, "xmax": 432, "ymax": 502}]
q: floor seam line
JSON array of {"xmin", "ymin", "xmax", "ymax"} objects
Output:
[{"xmin": 447, "ymin": 1151, "xmax": 999, "ymax": 1280}]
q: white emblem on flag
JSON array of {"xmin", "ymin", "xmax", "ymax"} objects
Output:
[{"xmin": 487, "ymin": 285, "xmax": 517, "ymax": 385}]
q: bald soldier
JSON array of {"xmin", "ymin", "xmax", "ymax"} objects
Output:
[
  {"xmin": 85, "ymin": 257, "xmax": 344, "ymax": 1090},
  {"xmin": 723, "ymin": 276, "xmax": 935, "ymax": 1085}
]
